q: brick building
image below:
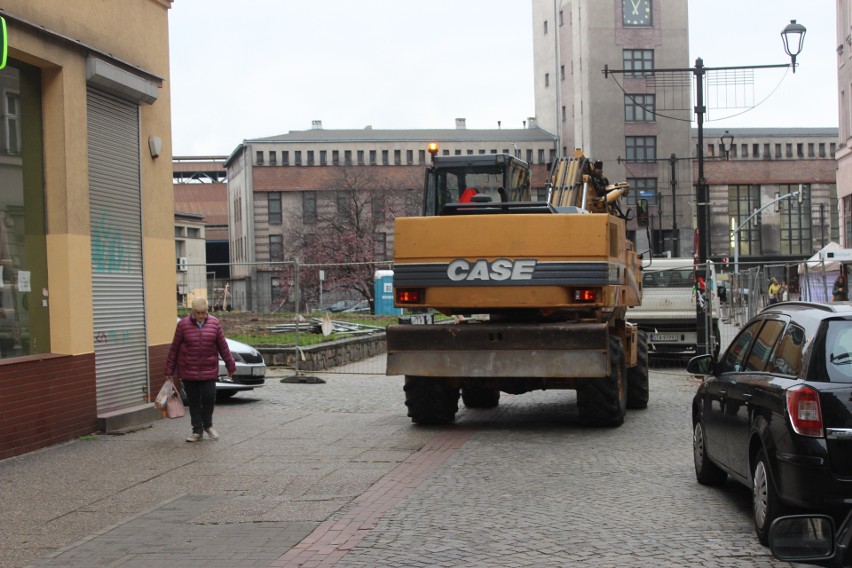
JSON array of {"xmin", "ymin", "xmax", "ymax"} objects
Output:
[
  {"xmin": 222, "ymin": 123, "xmax": 557, "ymax": 311},
  {"xmin": 700, "ymin": 127, "xmax": 838, "ymax": 264}
]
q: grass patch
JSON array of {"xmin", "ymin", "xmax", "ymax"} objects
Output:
[
  {"xmin": 78, "ymin": 434, "xmax": 99, "ymax": 441},
  {"xmin": 177, "ymin": 310, "xmax": 449, "ymax": 348}
]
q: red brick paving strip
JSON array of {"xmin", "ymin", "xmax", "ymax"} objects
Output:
[{"xmin": 268, "ymin": 428, "xmax": 475, "ymax": 567}]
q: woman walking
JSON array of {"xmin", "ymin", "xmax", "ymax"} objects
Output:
[{"xmin": 165, "ymin": 298, "xmax": 236, "ymax": 442}]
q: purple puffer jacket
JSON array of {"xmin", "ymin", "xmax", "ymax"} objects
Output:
[{"xmin": 164, "ymin": 315, "xmax": 236, "ymax": 381}]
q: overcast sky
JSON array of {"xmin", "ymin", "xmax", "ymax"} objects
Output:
[{"xmin": 168, "ymin": 0, "xmax": 838, "ymax": 156}]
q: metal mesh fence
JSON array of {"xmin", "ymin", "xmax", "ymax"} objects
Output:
[{"xmin": 177, "ymin": 258, "xmax": 838, "ymax": 374}]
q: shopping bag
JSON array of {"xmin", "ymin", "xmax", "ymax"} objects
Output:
[
  {"xmin": 154, "ymin": 380, "xmax": 173, "ymax": 410},
  {"xmin": 165, "ymin": 388, "xmax": 185, "ymax": 419}
]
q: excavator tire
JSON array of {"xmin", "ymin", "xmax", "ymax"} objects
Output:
[
  {"xmin": 627, "ymin": 330, "xmax": 649, "ymax": 409},
  {"xmin": 577, "ymin": 335, "xmax": 627, "ymax": 427},
  {"xmin": 404, "ymin": 376, "xmax": 459, "ymax": 425},
  {"xmin": 461, "ymin": 385, "xmax": 501, "ymax": 409}
]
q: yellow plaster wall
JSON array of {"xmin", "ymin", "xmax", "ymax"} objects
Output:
[{"xmin": 4, "ymin": 0, "xmax": 176, "ymax": 352}]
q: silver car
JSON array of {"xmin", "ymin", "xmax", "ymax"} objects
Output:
[{"xmin": 216, "ymin": 337, "xmax": 266, "ymax": 400}]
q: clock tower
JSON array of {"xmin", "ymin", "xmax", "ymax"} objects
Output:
[{"xmin": 622, "ymin": 0, "xmax": 652, "ymax": 27}]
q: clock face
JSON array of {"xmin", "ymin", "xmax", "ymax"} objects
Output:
[{"xmin": 623, "ymin": 0, "xmax": 651, "ymax": 26}]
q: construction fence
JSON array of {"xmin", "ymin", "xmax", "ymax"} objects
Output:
[{"xmin": 178, "ymin": 258, "xmax": 844, "ymax": 374}]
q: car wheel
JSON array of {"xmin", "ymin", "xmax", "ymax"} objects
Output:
[
  {"xmin": 627, "ymin": 330, "xmax": 649, "ymax": 409},
  {"xmin": 693, "ymin": 415, "xmax": 727, "ymax": 486},
  {"xmin": 753, "ymin": 448, "xmax": 786, "ymax": 545}
]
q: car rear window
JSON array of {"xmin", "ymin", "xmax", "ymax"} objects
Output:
[
  {"xmin": 642, "ymin": 268, "xmax": 694, "ymax": 289},
  {"xmin": 824, "ymin": 320, "xmax": 852, "ymax": 383}
]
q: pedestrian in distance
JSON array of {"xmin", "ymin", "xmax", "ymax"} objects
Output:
[
  {"xmin": 768, "ymin": 277, "xmax": 781, "ymax": 305},
  {"xmin": 165, "ymin": 297, "xmax": 236, "ymax": 442},
  {"xmin": 833, "ymin": 275, "xmax": 849, "ymax": 302},
  {"xmin": 781, "ymin": 280, "xmax": 789, "ymax": 302}
]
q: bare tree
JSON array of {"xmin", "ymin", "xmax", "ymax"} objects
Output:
[{"xmin": 279, "ymin": 167, "xmax": 422, "ymax": 310}]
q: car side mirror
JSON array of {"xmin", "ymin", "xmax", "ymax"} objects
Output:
[
  {"xmin": 769, "ymin": 515, "xmax": 836, "ymax": 565},
  {"xmin": 686, "ymin": 354, "xmax": 715, "ymax": 376}
]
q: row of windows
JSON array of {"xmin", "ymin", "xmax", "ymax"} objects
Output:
[
  {"xmin": 268, "ymin": 231, "xmax": 388, "ymax": 261},
  {"xmin": 623, "ymin": 137, "xmax": 836, "ymax": 164},
  {"xmin": 628, "ymin": 180, "xmax": 818, "ymax": 256},
  {"xmin": 257, "ymin": 148, "xmax": 424, "ymax": 167},
  {"xmin": 267, "ymin": 191, "xmax": 394, "ymax": 226},
  {"xmin": 707, "ymin": 141, "xmax": 837, "ymax": 160},
  {"xmin": 730, "ymin": 184, "xmax": 814, "ymax": 255},
  {"xmin": 255, "ymin": 147, "xmax": 556, "ymax": 167},
  {"xmin": 174, "ymin": 226, "xmax": 201, "ymax": 238},
  {"xmin": 546, "ymin": 49, "xmax": 655, "ymax": 87}
]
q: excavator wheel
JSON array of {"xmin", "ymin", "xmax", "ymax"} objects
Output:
[
  {"xmin": 461, "ymin": 385, "xmax": 501, "ymax": 409},
  {"xmin": 577, "ymin": 335, "xmax": 627, "ymax": 427},
  {"xmin": 404, "ymin": 376, "xmax": 460, "ymax": 425},
  {"xmin": 627, "ymin": 330, "xmax": 650, "ymax": 409}
]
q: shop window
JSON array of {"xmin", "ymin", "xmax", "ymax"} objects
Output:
[{"xmin": 0, "ymin": 62, "xmax": 50, "ymax": 359}]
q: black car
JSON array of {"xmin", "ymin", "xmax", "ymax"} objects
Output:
[{"xmin": 688, "ymin": 301, "xmax": 852, "ymax": 545}]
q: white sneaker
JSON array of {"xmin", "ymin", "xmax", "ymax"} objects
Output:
[
  {"xmin": 204, "ymin": 427, "xmax": 219, "ymax": 440},
  {"xmin": 186, "ymin": 432, "xmax": 203, "ymax": 443}
]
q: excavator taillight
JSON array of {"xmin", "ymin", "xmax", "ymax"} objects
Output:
[
  {"xmin": 396, "ymin": 289, "xmax": 424, "ymax": 304},
  {"xmin": 574, "ymin": 289, "xmax": 596, "ymax": 302}
]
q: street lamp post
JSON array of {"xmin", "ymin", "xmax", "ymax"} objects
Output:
[
  {"xmin": 732, "ymin": 191, "xmax": 803, "ymax": 274},
  {"xmin": 603, "ymin": 19, "xmax": 806, "ymax": 355},
  {"xmin": 720, "ymin": 131, "xmax": 735, "ymax": 161},
  {"xmin": 670, "ymin": 153, "xmax": 678, "ymax": 256}
]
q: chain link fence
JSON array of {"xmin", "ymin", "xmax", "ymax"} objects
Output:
[{"xmin": 179, "ymin": 260, "xmax": 397, "ymax": 375}]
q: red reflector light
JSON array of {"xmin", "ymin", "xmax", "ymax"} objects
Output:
[
  {"xmin": 786, "ymin": 385, "xmax": 823, "ymax": 437},
  {"xmin": 396, "ymin": 289, "xmax": 423, "ymax": 304},
  {"xmin": 574, "ymin": 289, "xmax": 596, "ymax": 302}
]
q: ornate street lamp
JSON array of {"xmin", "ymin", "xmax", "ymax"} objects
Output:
[
  {"xmin": 781, "ymin": 20, "xmax": 807, "ymax": 73},
  {"xmin": 720, "ymin": 131, "xmax": 735, "ymax": 161},
  {"xmin": 603, "ymin": 19, "xmax": 806, "ymax": 356}
]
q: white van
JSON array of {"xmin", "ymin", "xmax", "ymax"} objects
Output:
[{"xmin": 627, "ymin": 258, "xmax": 720, "ymax": 358}]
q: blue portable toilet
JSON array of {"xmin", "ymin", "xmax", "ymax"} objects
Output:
[{"xmin": 374, "ymin": 270, "xmax": 402, "ymax": 315}]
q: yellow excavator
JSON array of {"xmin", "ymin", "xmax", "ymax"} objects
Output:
[{"xmin": 386, "ymin": 145, "xmax": 646, "ymax": 426}]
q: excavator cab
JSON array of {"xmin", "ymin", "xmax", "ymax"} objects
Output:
[{"xmin": 422, "ymin": 151, "xmax": 532, "ymax": 216}]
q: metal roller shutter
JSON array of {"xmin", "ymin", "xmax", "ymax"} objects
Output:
[{"xmin": 87, "ymin": 89, "xmax": 149, "ymax": 413}]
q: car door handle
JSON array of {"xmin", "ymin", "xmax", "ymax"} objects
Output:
[
  {"xmin": 742, "ymin": 393, "xmax": 752, "ymax": 399},
  {"xmin": 719, "ymin": 389, "xmax": 727, "ymax": 397}
]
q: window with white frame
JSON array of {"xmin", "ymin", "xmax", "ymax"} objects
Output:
[{"xmin": 4, "ymin": 90, "xmax": 20, "ymax": 154}]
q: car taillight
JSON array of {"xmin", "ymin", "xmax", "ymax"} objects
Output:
[{"xmin": 786, "ymin": 385, "xmax": 824, "ymax": 438}]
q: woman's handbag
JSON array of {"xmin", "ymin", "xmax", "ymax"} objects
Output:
[
  {"xmin": 155, "ymin": 379, "xmax": 185, "ymax": 419},
  {"xmin": 165, "ymin": 387, "xmax": 185, "ymax": 419}
]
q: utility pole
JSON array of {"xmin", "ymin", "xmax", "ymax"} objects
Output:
[{"xmin": 670, "ymin": 153, "xmax": 678, "ymax": 257}]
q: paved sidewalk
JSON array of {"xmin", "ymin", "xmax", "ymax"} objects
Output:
[
  {"xmin": 0, "ymin": 363, "xmax": 794, "ymax": 567},
  {"xmin": 1, "ymin": 368, "xmax": 426, "ymax": 568}
]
